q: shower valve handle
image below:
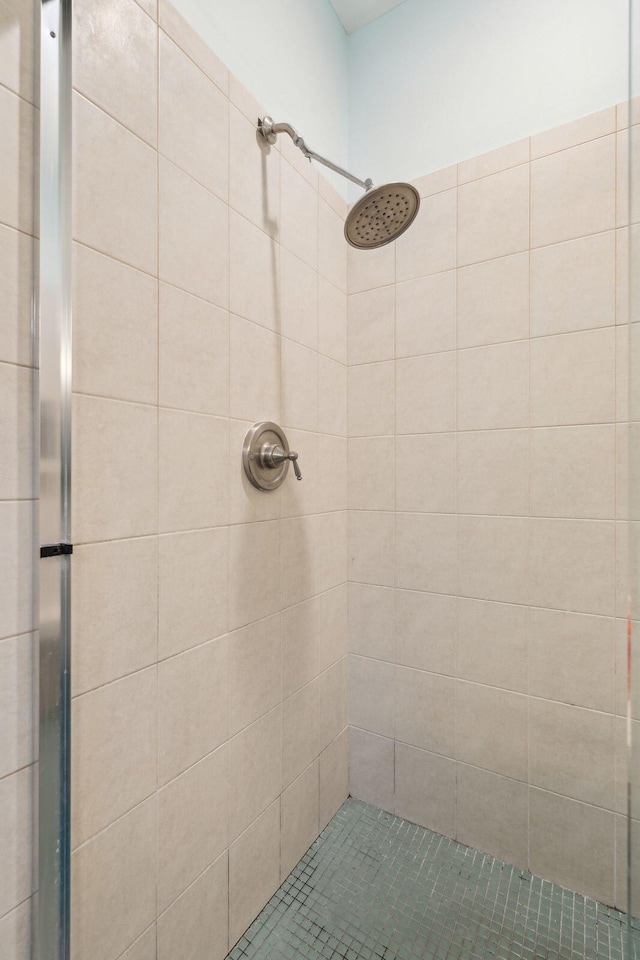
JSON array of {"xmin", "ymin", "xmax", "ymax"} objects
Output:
[{"xmin": 261, "ymin": 443, "xmax": 302, "ymax": 481}]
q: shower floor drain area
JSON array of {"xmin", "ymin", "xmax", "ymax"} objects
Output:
[{"xmin": 227, "ymin": 798, "xmax": 636, "ymax": 960}]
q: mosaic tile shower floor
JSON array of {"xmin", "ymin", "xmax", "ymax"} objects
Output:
[{"xmin": 228, "ymin": 798, "xmax": 638, "ymax": 960}]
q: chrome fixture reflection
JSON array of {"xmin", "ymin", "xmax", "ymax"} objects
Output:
[
  {"xmin": 258, "ymin": 116, "xmax": 420, "ymax": 249},
  {"xmin": 243, "ymin": 422, "xmax": 302, "ymax": 491}
]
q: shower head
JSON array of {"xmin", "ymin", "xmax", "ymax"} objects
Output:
[
  {"xmin": 258, "ymin": 116, "xmax": 420, "ymax": 248},
  {"xmin": 344, "ymin": 182, "xmax": 420, "ymax": 249}
]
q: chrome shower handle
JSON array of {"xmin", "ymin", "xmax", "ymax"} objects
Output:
[{"xmin": 261, "ymin": 443, "xmax": 302, "ymax": 481}]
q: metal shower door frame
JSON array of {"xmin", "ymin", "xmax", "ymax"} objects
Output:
[{"xmin": 38, "ymin": 0, "xmax": 73, "ymax": 957}]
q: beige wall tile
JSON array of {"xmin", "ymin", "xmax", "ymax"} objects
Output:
[
  {"xmin": 319, "ymin": 729, "xmax": 349, "ymax": 830},
  {"xmin": 396, "ymin": 189, "xmax": 456, "ymax": 282},
  {"xmin": 456, "ymin": 681, "xmax": 528, "ymax": 781},
  {"xmin": 282, "ymin": 680, "xmax": 319, "ymax": 788},
  {"xmin": 319, "ymin": 198, "xmax": 347, "ymax": 293},
  {"xmin": 348, "ymin": 362, "xmax": 394, "ymax": 437},
  {"xmin": 531, "ymin": 108, "xmax": 616, "ymax": 160},
  {"xmin": 159, "ymin": 158, "xmax": 229, "ymax": 308},
  {"xmin": 530, "ymin": 425, "xmax": 615, "ymax": 519},
  {"xmin": 395, "ymin": 590, "xmax": 456, "ymax": 676},
  {"xmin": 318, "ymin": 356, "xmax": 347, "ymax": 436},
  {"xmin": 319, "ymin": 278, "xmax": 347, "ymax": 363},
  {"xmin": 229, "ymin": 105, "xmax": 279, "ymax": 238},
  {"xmin": 347, "ymin": 242, "xmax": 394, "ymax": 294},
  {"xmin": 281, "ymin": 761, "xmax": 319, "ymax": 879},
  {"xmin": 315, "ymin": 434, "xmax": 349, "ymax": 515},
  {"xmin": 457, "ymin": 429, "xmax": 529, "ymax": 516},
  {"xmin": 456, "ymin": 764, "xmax": 528, "ymax": 868},
  {"xmin": 228, "ymin": 73, "xmax": 267, "ymax": 124},
  {"xmin": 396, "ymin": 352, "xmax": 456, "ymax": 434},
  {"xmin": 395, "ymin": 666, "xmax": 455, "ymax": 757},
  {"xmin": 0, "ymin": 361, "xmax": 33, "ymax": 500},
  {"xmin": 229, "ymin": 211, "xmax": 280, "ymax": 333},
  {"xmin": 159, "ymin": 284, "xmax": 229, "ymax": 416},
  {"xmin": 530, "ymin": 327, "xmax": 615, "ymax": 426},
  {"xmin": 457, "ymin": 253, "xmax": 529, "ymax": 349},
  {"xmin": 0, "ymin": 633, "xmax": 34, "ymax": 779},
  {"xmin": 158, "ymin": 528, "xmax": 229, "ymax": 660},
  {"xmin": 157, "ymin": 854, "xmax": 228, "ymax": 960},
  {"xmin": 159, "ymin": 0, "xmax": 228, "ymax": 92},
  {"xmin": 396, "ymin": 271, "xmax": 457, "ymax": 359},
  {"xmin": 75, "ymin": 0, "xmax": 157, "ymax": 145},
  {"xmin": 349, "ymin": 437, "xmax": 394, "ymax": 511},
  {"xmin": 0, "ymin": 502, "xmax": 33, "ymax": 643},
  {"xmin": 318, "ymin": 657, "xmax": 348, "ymax": 750},
  {"xmin": 349, "ymin": 583, "xmax": 394, "ymax": 661},
  {"xmin": 229, "ymin": 520, "xmax": 281, "ymax": 629},
  {"xmin": 0, "ymin": 224, "xmax": 34, "ymax": 367},
  {"xmin": 319, "ymin": 174, "xmax": 348, "ymax": 218},
  {"xmin": 457, "ymin": 598, "xmax": 527, "ymax": 693},
  {"xmin": 157, "ymin": 745, "xmax": 228, "ymax": 912},
  {"xmin": 412, "ymin": 164, "xmax": 457, "ymax": 198},
  {"xmin": 281, "ymin": 512, "xmax": 347, "ymax": 606},
  {"xmin": 229, "ymin": 800, "xmax": 280, "ymax": 948},
  {"xmin": 395, "ymin": 743, "xmax": 456, "ymax": 836},
  {"xmin": 158, "ymin": 636, "xmax": 229, "ymax": 785},
  {"xmin": 229, "ymin": 613, "xmax": 282, "ymax": 736},
  {"xmin": 529, "ymin": 788, "xmax": 614, "ymax": 904},
  {"xmin": 317, "ymin": 584, "xmax": 349, "ymax": 672},
  {"xmin": 458, "ymin": 516, "xmax": 529, "ymax": 606},
  {"xmin": 159, "ymin": 409, "xmax": 229, "ymax": 532},
  {"xmin": 0, "ymin": 0, "xmax": 36, "ymax": 104},
  {"xmin": 0, "ymin": 900, "xmax": 31, "ymax": 960},
  {"xmin": 0, "ymin": 86, "xmax": 36, "ymax": 236},
  {"xmin": 229, "ymin": 706, "xmax": 282, "ymax": 841},
  {"xmin": 0, "ymin": 767, "xmax": 33, "ymax": 918},
  {"xmin": 396, "ymin": 513, "xmax": 457, "ymax": 595},
  {"xmin": 72, "ymin": 668, "xmax": 157, "ymax": 847},
  {"xmin": 457, "ymin": 341, "xmax": 528, "ymax": 430},
  {"xmin": 73, "ymin": 93, "xmax": 157, "ymax": 274},
  {"xmin": 282, "ymin": 596, "xmax": 319, "ymax": 698},
  {"xmin": 458, "ymin": 138, "xmax": 529, "ymax": 184},
  {"xmin": 530, "ymin": 518, "xmax": 615, "ymax": 616},
  {"xmin": 458, "ymin": 164, "xmax": 529, "ymax": 267},
  {"xmin": 530, "ymin": 232, "xmax": 615, "ymax": 337},
  {"xmin": 73, "ymin": 244, "xmax": 158, "ymax": 404},
  {"xmin": 281, "ymin": 338, "xmax": 318, "ymax": 432},
  {"xmin": 349, "ymin": 655, "xmax": 394, "ymax": 737},
  {"xmin": 230, "ymin": 314, "xmax": 280, "ymax": 423},
  {"xmin": 281, "ymin": 157, "xmax": 318, "ymax": 270},
  {"xmin": 72, "ymin": 395, "xmax": 157, "ymax": 543},
  {"xmin": 349, "ymin": 728, "xmax": 394, "ymax": 811},
  {"xmin": 531, "ymin": 136, "xmax": 616, "ymax": 247},
  {"xmin": 530, "ymin": 700, "xmax": 614, "ymax": 814},
  {"xmin": 158, "ymin": 32, "xmax": 228, "ymax": 199},
  {"xmin": 71, "ymin": 797, "xmax": 157, "ymax": 960},
  {"xmin": 280, "ymin": 248, "xmax": 318, "ymax": 350},
  {"xmin": 348, "ymin": 286, "xmax": 395, "ymax": 364}
]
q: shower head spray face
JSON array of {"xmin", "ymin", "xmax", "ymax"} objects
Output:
[{"xmin": 344, "ymin": 182, "xmax": 420, "ymax": 249}]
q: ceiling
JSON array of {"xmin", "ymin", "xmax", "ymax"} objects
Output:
[{"xmin": 328, "ymin": 0, "xmax": 407, "ymax": 34}]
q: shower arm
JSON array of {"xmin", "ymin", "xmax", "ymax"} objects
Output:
[{"xmin": 258, "ymin": 116, "xmax": 373, "ymax": 192}]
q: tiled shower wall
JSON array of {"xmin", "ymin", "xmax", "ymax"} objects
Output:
[
  {"xmin": 69, "ymin": 1, "xmax": 348, "ymax": 958},
  {"xmin": 347, "ymin": 106, "xmax": 634, "ymax": 910},
  {"xmin": 0, "ymin": 0, "xmax": 37, "ymax": 955}
]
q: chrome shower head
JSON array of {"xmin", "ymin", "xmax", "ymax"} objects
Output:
[
  {"xmin": 258, "ymin": 116, "xmax": 421, "ymax": 249},
  {"xmin": 344, "ymin": 182, "xmax": 420, "ymax": 249}
]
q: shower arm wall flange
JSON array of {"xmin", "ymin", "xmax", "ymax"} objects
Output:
[{"xmin": 258, "ymin": 116, "xmax": 373, "ymax": 192}]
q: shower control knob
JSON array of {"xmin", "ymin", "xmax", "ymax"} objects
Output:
[
  {"xmin": 262, "ymin": 443, "xmax": 302, "ymax": 481},
  {"xmin": 242, "ymin": 422, "xmax": 302, "ymax": 491}
]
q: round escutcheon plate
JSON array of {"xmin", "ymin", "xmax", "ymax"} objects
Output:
[{"xmin": 242, "ymin": 421, "xmax": 291, "ymax": 491}]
